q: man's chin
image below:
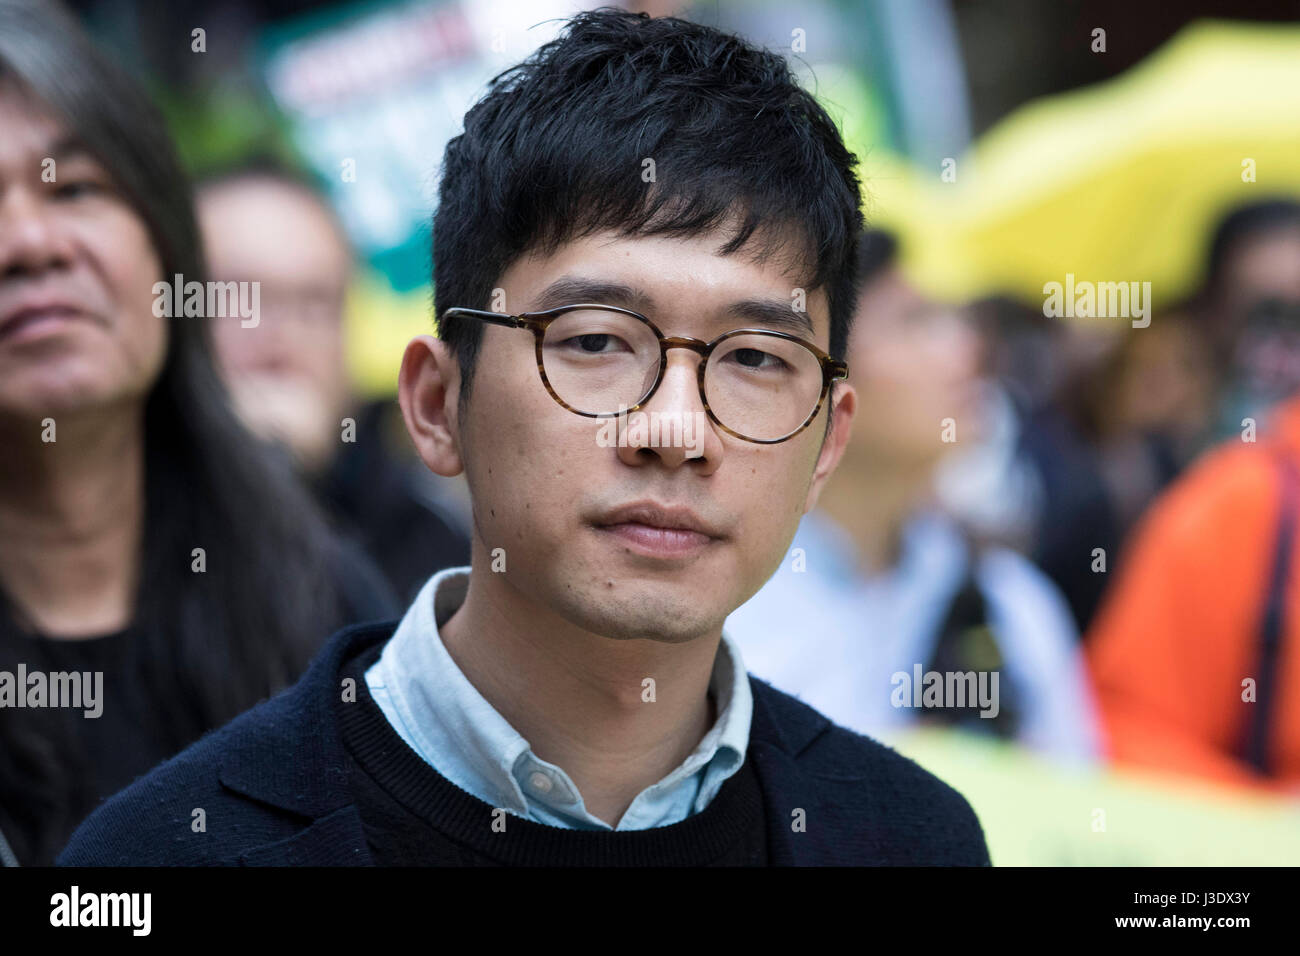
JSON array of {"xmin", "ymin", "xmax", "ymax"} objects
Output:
[
  {"xmin": 554, "ymin": 576, "xmax": 729, "ymax": 644},
  {"xmin": 0, "ymin": 371, "xmax": 126, "ymax": 419}
]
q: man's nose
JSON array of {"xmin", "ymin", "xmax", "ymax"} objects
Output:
[
  {"xmin": 0, "ymin": 188, "xmax": 76, "ymax": 277},
  {"xmin": 614, "ymin": 349, "xmax": 723, "ymax": 472}
]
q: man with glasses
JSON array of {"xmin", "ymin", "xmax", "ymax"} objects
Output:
[{"xmin": 60, "ymin": 8, "xmax": 990, "ymax": 866}]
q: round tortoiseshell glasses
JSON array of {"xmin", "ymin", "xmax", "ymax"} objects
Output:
[{"xmin": 441, "ymin": 303, "xmax": 848, "ymax": 444}]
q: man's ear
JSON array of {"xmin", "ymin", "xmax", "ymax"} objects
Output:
[
  {"xmin": 803, "ymin": 382, "xmax": 856, "ymax": 514},
  {"xmin": 398, "ymin": 334, "xmax": 464, "ymax": 478}
]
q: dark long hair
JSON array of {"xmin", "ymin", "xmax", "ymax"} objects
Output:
[{"xmin": 0, "ymin": 0, "xmax": 354, "ymax": 863}]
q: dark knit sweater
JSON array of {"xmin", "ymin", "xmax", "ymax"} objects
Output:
[
  {"xmin": 0, "ymin": 536, "xmax": 397, "ymax": 867},
  {"xmin": 0, "ymin": 623, "xmax": 175, "ymax": 866},
  {"xmin": 338, "ymin": 641, "xmax": 768, "ymax": 865},
  {"xmin": 57, "ymin": 620, "xmax": 993, "ymax": 867}
]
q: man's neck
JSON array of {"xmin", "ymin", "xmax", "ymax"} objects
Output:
[
  {"xmin": 437, "ymin": 555, "xmax": 720, "ymax": 827},
  {"xmin": 818, "ymin": 448, "xmax": 934, "ymax": 577},
  {"xmin": 0, "ymin": 407, "xmax": 146, "ymax": 638}
]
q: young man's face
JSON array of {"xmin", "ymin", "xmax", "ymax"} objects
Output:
[
  {"xmin": 846, "ymin": 266, "xmax": 982, "ymax": 470},
  {"xmin": 406, "ymin": 226, "xmax": 855, "ymax": 643}
]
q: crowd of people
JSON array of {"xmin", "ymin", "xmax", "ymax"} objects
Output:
[
  {"xmin": 729, "ymin": 200, "xmax": 1300, "ymax": 795},
  {"xmin": 0, "ymin": 0, "xmax": 1297, "ymax": 866}
]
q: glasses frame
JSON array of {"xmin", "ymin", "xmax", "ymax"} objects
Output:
[{"xmin": 441, "ymin": 303, "xmax": 849, "ymax": 444}]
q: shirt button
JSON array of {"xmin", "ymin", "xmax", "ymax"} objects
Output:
[{"xmin": 527, "ymin": 771, "xmax": 554, "ymax": 794}]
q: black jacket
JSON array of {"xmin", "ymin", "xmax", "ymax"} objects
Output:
[{"xmin": 58, "ymin": 621, "xmax": 993, "ymax": 866}]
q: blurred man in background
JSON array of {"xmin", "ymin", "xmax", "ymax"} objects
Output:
[
  {"xmin": 1200, "ymin": 199, "xmax": 1300, "ymax": 443},
  {"xmin": 1009, "ymin": 298, "xmax": 1217, "ymax": 634},
  {"xmin": 1086, "ymin": 303, "xmax": 1217, "ymax": 531},
  {"xmin": 198, "ymin": 166, "xmax": 470, "ymax": 603},
  {"xmin": 974, "ymin": 296, "xmax": 1125, "ymax": 634},
  {"xmin": 726, "ymin": 230, "xmax": 1100, "ymax": 762}
]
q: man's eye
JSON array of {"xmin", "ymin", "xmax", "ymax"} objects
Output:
[
  {"xmin": 727, "ymin": 347, "xmax": 786, "ymax": 370},
  {"xmin": 52, "ymin": 181, "xmax": 102, "ymax": 200},
  {"xmin": 560, "ymin": 333, "xmax": 629, "ymax": 353}
]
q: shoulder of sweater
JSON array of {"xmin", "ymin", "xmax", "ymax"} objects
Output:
[
  {"xmin": 55, "ymin": 689, "xmax": 315, "ymax": 866},
  {"xmin": 57, "ymin": 621, "xmax": 396, "ymax": 867},
  {"xmin": 748, "ymin": 675, "xmax": 993, "ymax": 865}
]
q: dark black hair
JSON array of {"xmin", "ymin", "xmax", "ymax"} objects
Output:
[
  {"xmin": 0, "ymin": 0, "xmax": 359, "ymax": 864},
  {"xmin": 854, "ymin": 229, "xmax": 899, "ymax": 287},
  {"xmin": 434, "ymin": 7, "xmax": 865, "ymax": 406},
  {"xmin": 1204, "ymin": 197, "xmax": 1300, "ymax": 298}
]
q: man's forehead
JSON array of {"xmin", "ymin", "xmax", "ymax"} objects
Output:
[
  {"xmin": 0, "ymin": 93, "xmax": 77, "ymax": 160},
  {"xmin": 502, "ymin": 229, "xmax": 829, "ymax": 338},
  {"xmin": 200, "ymin": 181, "xmax": 353, "ymax": 276}
]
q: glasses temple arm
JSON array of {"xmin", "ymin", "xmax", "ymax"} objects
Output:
[{"xmin": 441, "ymin": 308, "xmax": 522, "ymax": 329}]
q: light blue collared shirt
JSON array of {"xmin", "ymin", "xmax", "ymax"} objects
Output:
[
  {"xmin": 724, "ymin": 509, "xmax": 1101, "ymax": 762},
  {"xmin": 364, "ymin": 566, "xmax": 753, "ymax": 830}
]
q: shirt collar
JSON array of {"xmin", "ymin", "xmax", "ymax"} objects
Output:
[
  {"xmin": 365, "ymin": 566, "xmax": 751, "ymax": 828},
  {"xmin": 797, "ymin": 507, "xmax": 967, "ymax": 591}
]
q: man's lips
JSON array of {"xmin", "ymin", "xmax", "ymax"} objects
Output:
[
  {"xmin": 591, "ymin": 501, "xmax": 724, "ymax": 558},
  {"xmin": 0, "ymin": 303, "xmax": 94, "ymax": 342},
  {"xmin": 593, "ymin": 501, "xmax": 723, "ymax": 537}
]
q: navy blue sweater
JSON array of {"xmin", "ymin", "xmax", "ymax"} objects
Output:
[{"xmin": 57, "ymin": 621, "xmax": 992, "ymax": 866}]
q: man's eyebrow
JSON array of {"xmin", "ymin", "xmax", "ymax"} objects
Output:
[
  {"xmin": 46, "ymin": 136, "xmax": 97, "ymax": 163},
  {"xmin": 530, "ymin": 275, "xmax": 815, "ymax": 337},
  {"xmin": 726, "ymin": 297, "xmax": 814, "ymax": 337},
  {"xmin": 530, "ymin": 277, "xmax": 654, "ymax": 313}
]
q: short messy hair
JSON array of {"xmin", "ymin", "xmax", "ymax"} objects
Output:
[{"xmin": 433, "ymin": 6, "xmax": 865, "ymax": 404}]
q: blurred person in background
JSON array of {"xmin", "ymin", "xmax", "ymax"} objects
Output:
[
  {"xmin": 1086, "ymin": 203, "xmax": 1300, "ymax": 793},
  {"xmin": 726, "ymin": 229, "xmax": 1100, "ymax": 762},
  {"xmin": 976, "ymin": 294, "xmax": 1217, "ymax": 633},
  {"xmin": 197, "ymin": 165, "xmax": 471, "ymax": 604},
  {"xmin": 1087, "ymin": 304, "xmax": 1217, "ymax": 531},
  {"xmin": 0, "ymin": 0, "xmax": 395, "ymax": 865},
  {"xmin": 974, "ymin": 297, "xmax": 1122, "ymax": 633},
  {"xmin": 1200, "ymin": 199, "xmax": 1300, "ymax": 443}
]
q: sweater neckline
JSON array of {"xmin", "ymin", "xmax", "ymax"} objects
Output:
[{"xmin": 338, "ymin": 640, "xmax": 766, "ymax": 866}]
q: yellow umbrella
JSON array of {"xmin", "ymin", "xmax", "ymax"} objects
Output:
[{"xmin": 864, "ymin": 19, "xmax": 1300, "ymax": 312}]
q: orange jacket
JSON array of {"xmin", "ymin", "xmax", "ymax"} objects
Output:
[{"xmin": 1086, "ymin": 395, "xmax": 1300, "ymax": 793}]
